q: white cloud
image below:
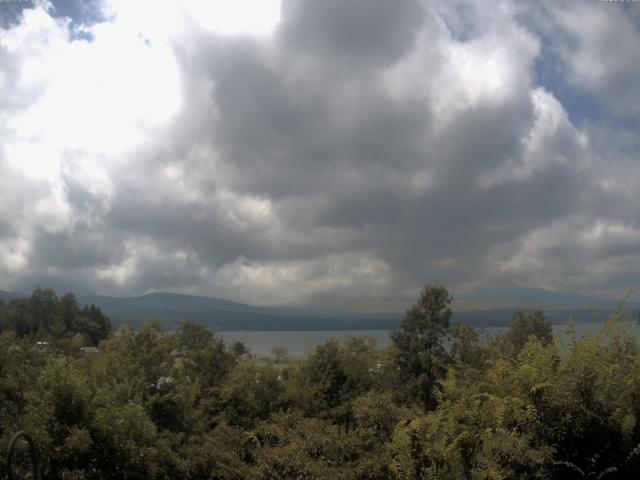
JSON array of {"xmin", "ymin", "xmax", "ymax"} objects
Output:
[
  {"xmin": 212, "ymin": 253, "xmax": 392, "ymax": 306},
  {"xmin": 548, "ymin": 1, "xmax": 640, "ymax": 117},
  {"xmin": 497, "ymin": 216, "xmax": 640, "ymax": 296},
  {"xmin": 478, "ymin": 88, "xmax": 590, "ymax": 188},
  {"xmin": 102, "ymin": 0, "xmax": 282, "ymax": 40}
]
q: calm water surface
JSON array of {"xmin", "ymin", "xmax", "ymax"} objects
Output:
[
  {"xmin": 220, "ymin": 321, "xmax": 640, "ymax": 358},
  {"xmin": 220, "ymin": 330, "xmax": 392, "ymax": 358}
]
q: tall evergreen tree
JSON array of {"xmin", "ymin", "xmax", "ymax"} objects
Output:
[{"xmin": 391, "ymin": 285, "xmax": 452, "ymax": 409}]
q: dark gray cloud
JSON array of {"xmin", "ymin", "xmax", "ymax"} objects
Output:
[
  {"xmin": 279, "ymin": 0, "xmax": 425, "ymax": 68},
  {"xmin": 0, "ymin": 0, "xmax": 639, "ymax": 310}
]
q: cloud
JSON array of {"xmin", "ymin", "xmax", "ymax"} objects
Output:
[
  {"xmin": 0, "ymin": 0, "xmax": 639, "ymax": 310},
  {"xmin": 279, "ymin": 0, "xmax": 425, "ymax": 69},
  {"xmin": 535, "ymin": 1, "xmax": 640, "ymax": 120}
]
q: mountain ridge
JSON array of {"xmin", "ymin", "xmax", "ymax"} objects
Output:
[{"xmin": 1, "ymin": 289, "xmax": 637, "ymax": 330}]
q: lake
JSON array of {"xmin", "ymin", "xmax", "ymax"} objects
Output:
[
  {"xmin": 220, "ymin": 329, "xmax": 393, "ymax": 357},
  {"xmin": 220, "ymin": 320, "xmax": 640, "ymax": 358}
]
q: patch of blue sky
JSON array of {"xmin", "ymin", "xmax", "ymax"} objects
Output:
[
  {"xmin": 534, "ymin": 41, "xmax": 636, "ymax": 131},
  {"xmin": 1, "ymin": 0, "xmax": 110, "ymax": 39},
  {"xmin": 0, "ymin": 0, "xmax": 32, "ymax": 29},
  {"xmin": 51, "ymin": 0, "xmax": 112, "ymax": 41}
]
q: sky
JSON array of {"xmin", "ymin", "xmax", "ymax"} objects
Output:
[{"xmin": 0, "ymin": 0, "xmax": 639, "ymax": 312}]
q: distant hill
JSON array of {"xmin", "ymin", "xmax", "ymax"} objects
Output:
[
  {"xmin": 78, "ymin": 292, "xmax": 637, "ymax": 331},
  {"xmin": 451, "ymin": 307, "xmax": 637, "ymax": 327},
  {"xmin": 0, "ymin": 290, "xmax": 26, "ymax": 304},
  {"xmin": 464, "ymin": 287, "xmax": 638, "ymax": 309},
  {"xmin": 1, "ymin": 289, "xmax": 637, "ymax": 330},
  {"xmin": 77, "ymin": 292, "xmax": 403, "ymax": 331}
]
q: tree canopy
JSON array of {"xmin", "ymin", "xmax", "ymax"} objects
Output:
[{"xmin": 1, "ymin": 286, "xmax": 640, "ymax": 478}]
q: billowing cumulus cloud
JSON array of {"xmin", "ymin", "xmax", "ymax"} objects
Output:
[
  {"xmin": 0, "ymin": 0, "xmax": 638, "ymax": 310},
  {"xmin": 547, "ymin": 2, "xmax": 640, "ymax": 119}
]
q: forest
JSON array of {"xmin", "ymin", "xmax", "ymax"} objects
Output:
[{"xmin": 1, "ymin": 286, "xmax": 640, "ymax": 479}]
